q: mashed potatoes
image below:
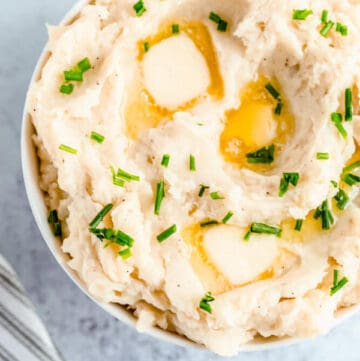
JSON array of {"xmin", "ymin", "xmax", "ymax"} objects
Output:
[{"xmin": 28, "ymin": 0, "xmax": 360, "ymax": 355}]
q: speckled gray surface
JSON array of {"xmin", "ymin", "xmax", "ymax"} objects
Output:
[{"xmin": 1, "ymin": 1, "xmax": 360, "ymax": 360}]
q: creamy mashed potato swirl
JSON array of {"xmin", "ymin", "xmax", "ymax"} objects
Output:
[{"xmin": 28, "ymin": 0, "xmax": 360, "ymax": 355}]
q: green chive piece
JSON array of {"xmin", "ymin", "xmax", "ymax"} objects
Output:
[
  {"xmin": 343, "ymin": 161, "xmax": 360, "ymax": 174},
  {"xmin": 64, "ymin": 70, "xmax": 83, "ymax": 82},
  {"xmin": 161, "ymin": 154, "xmax": 170, "ymax": 168},
  {"xmin": 172, "ymin": 23, "xmax": 180, "ymax": 34},
  {"xmin": 209, "ymin": 12, "xmax": 221, "ymax": 23},
  {"xmin": 117, "ymin": 168, "xmax": 140, "ymax": 182},
  {"xmin": 89, "ymin": 203, "xmax": 113, "ymax": 229},
  {"xmin": 331, "ymin": 112, "xmax": 347, "ymax": 139},
  {"xmin": 217, "ymin": 19, "xmax": 228, "ymax": 32},
  {"xmin": 144, "ymin": 42, "xmax": 150, "ymax": 52},
  {"xmin": 330, "ymin": 269, "xmax": 348, "ymax": 296},
  {"xmin": 334, "ymin": 189, "xmax": 349, "ymax": 210},
  {"xmin": 222, "ymin": 211, "xmax": 234, "ymax": 224},
  {"xmin": 48, "ymin": 210, "xmax": 62, "ymax": 237},
  {"xmin": 154, "ymin": 181, "xmax": 165, "ymax": 215},
  {"xmin": 250, "ymin": 223, "xmax": 282, "ymax": 237},
  {"xmin": 342, "ymin": 173, "xmax": 360, "ymax": 186},
  {"xmin": 59, "ymin": 144, "xmax": 77, "ymax": 155},
  {"xmin": 321, "ymin": 10, "xmax": 328, "ymax": 24},
  {"xmin": 209, "ymin": 12, "xmax": 228, "ymax": 32},
  {"xmin": 190, "ymin": 155, "xmax": 196, "ymax": 172},
  {"xmin": 60, "ymin": 83, "xmax": 74, "ymax": 94},
  {"xmin": 265, "ymin": 83, "xmax": 280, "ymax": 100},
  {"xmin": 336, "ymin": 22, "xmax": 348, "ymax": 36},
  {"xmin": 317, "ymin": 152, "xmax": 329, "ymax": 160},
  {"xmin": 118, "ymin": 247, "xmax": 132, "ymax": 260},
  {"xmin": 345, "ymin": 88, "xmax": 353, "ymax": 121},
  {"xmin": 319, "ymin": 200, "xmax": 334, "ymax": 230},
  {"xmin": 279, "ymin": 172, "xmax": 300, "ymax": 197},
  {"xmin": 199, "ymin": 292, "xmax": 215, "ymax": 314},
  {"xmin": 243, "ymin": 231, "xmax": 251, "ymax": 241},
  {"xmin": 275, "ymin": 102, "xmax": 283, "ymax": 115},
  {"xmin": 292, "ymin": 9, "xmax": 313, "ymax": 20},
  {"xmin": 331, "ymin": 180, "xmax": 338, "ymax": 188},
  {"xmin": 110, "ymin": 166, "xmax": 125, "ymax": 187},
  {"xmin": 295, "ymin": 219, "xmax": 303, "ymax": 231},
  {"xmin": 210, "ymin": 191, "xmax": 224, "ymax": 200},
  {"xmin": 90, "ymin": 131, "xmax": 105, "ymax": 144},
  {"xmin": 246, "ymin": 144, "xmax": 275, "ymax": 164},
  {"xmin": 133, "ymin": 0, "xmax": 146, "ymax": 16},
  {"xmin": 90, "ymin": 227, "xmax": 134, "ymax": 247},
  {"xmin": 157, "ymin": 224, "xmax": 177, "ymax": 242},
  {"xmin": 200, "ymin": 220, "xmax": 219, "ymax": 228},
  {"xmin": 320, "ymin": 20, "xmax": 334, "ymax": 37},
  {"xmin": 198, "ymin": 184, "xmax": 209, "ymax": 197},
  {"xmin": 77, "ymin": 57, "xmax": 91, "ymax": 72},
  {"xmin": 314, "ymin": 206, "xmax": 322, "ymax": 220}
]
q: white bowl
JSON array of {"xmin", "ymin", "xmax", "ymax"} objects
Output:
[{"xmin": 21, "ymin": 0, "xmax": 360, "ymax": 354}]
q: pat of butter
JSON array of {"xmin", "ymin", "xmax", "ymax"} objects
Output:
[
  {"xmin": 203, "ymin": 225, "xmax": 278, "ymax": 285},
  {"xmin": 142, "ymin": 33, "xmax": 210, "ymax": 109}
]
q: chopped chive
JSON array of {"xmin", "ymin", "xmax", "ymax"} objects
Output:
[
  {"xmin": 331, "ymin": 112, "xmax": 347, "ymax": 139},
  {"xmin": 189, "ymin": 155, "xmax": 196, "ymax": 172},
  {"xmin": 161, "ymin": 154, "xmax": 170, "ymax": 167},
  {"xmin": 110, "ymin": 166, "xmax": 125, "ymax": 187},
  {"xmin": 265, "ymin": 83, "xmax": 280, "ymax": 100},
  {"xmin": 336, "ymin": 22, "xmax": 348, "ymax": 36},
  {"xmin": 144, "ymin": 41, "xmax": 150, "ymax": 52},
  {"xmin": 345, "ymin": 88, "xmax": 353, "ymax": 121},
  {"xmin": 90, "ymin": 227, "xmax": 134, "ymax": 247},
  {"xmin": 209, "ymin": 12, "xmax": 221, "ymax": 23},
  {"xmin": 172, "ymin": 23, "xmax": 179, "ymax": 34},
  {"xmin": 77, "ymin": 57, "xmax": 91, "ymax": 72},
  {"xmin": 246, "ymin": 144, "xmax": 275, "ymax": 164},
  {"xmin": 117, "ymin": 168, "xmax": 140, "ymax": 182},
  {"xmin": 60, "ymin": 83, "xmax": 74, "ymax": 94},
  {"xmin": 222, "ymin": 211, "xmax": 234, "ymax": 224},
  {"xmin": 200, "ymin": 220, "xmax": 219, "ymax": 228},
  {"xmin": 48, "ymin": 210, "xmax": 62, "ymax": 237},
  {"xmin": 314, "ymin": 206, "xmax": 322, "ymax": 220},
  {"xmin": 275, "ymin": 102, "xmax": 283, "ymax": 115},
  {"xmin": 243, "ymin": 231, "xmax": 251, "ymax": 241},
  {"xmin": 64, "ymin": 70, "xmax": 83, "ymax": 82},
  {"xmin": 334, "ymin": 189, "xmax": 349, "ymax": 210},
  {"xmin": 292, "ymin": 9, "xmax": 313, "ymax": 20},
  {"xmin": 209, "ymin": 11, "xmax": 228, "ymax": 32},
  {"xmin": 320, "ymin": 20, "xmax": 334, "ymax": 37},
  {"xmin": 210, "ymin": 191, "xmax": 224, "ymax": 200},
  {"xmin": 217, "ymin": 19, "xmax": 228, "ymax": 32},
  {"xmin": 154, "ymin": 181, "xmax": 165, "ymax": 215},
  {"xmin": 250, "ymin": 223, "xmax": 282, "ymax": 237},
  {"xmin": 118, "ymin": 247, "xmax": 132, "ymax": 260},
  {"xmin": 89, "ymin": 203, "xmax": 113, "ymax": 229},
  {"xmin": 199, "ymin": 292, "xmax": 215, "ymax": 314},
  {"xmin": 59, "ymin": 144, "xmax": 77, "ymax": 155},
  {"xmin": 316, "ymin": 152, "xmax": 329, "ymax": 160},
  {"xmin": 331, "ymin": 180, "xmax": 338, "ymax": 188},
  {"xmin": 342, "ymin": 173, "xmax": 360, "ymax": 186},
  {"xmin": 90, "ymin": 131, "xmax": 105, "ymax": 144},
  {"xmin": 157, "ymin": 224, "xmax": 177, "ymax": 242},
  {"xmin": 319, "ymin": 200, "xmax": 334, "ymax": 230},
  {"xmin": 330, "ymin": 269, "xmax": 348, "ymax": 296},
  {"xmin": 295, "ymin": 219, "xmax": 303, "ymax": 231},
  {"xmin": 198, "ymin": 184, "xmax": 209, "ymax": 197},
  {"xmin": 343, "ymin": 161, "xmax": 360, "ymax": 174},
  {"xmin": 279, "ymin": 172, "xmax": 300, "ymax": 197},
  {"xmin": 133, "ymin": 0, "xmax": 146, "ymax": 16},
  {"xmin": 321, "ymin": 10, "xmax": 328, "ymax": 24}
]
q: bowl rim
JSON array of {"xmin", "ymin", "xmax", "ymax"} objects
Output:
[{"xmin": 20, "ymin": 0, "xmax": 360, "ymax": 354}]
